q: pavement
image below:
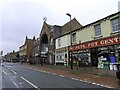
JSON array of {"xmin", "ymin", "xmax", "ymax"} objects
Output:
[{"xmin": 22, "ymin": 63, "xmax": 120, "ymax": 88}]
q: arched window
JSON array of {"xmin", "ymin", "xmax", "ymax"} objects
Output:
[{"xmin": 50, "ymin": 37, "xmax": 53, "ymax": 45}]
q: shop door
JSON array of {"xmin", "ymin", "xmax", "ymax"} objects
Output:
[{"xmin": 91, "ymin": 48, "xmax": 98, "ymax": 66}]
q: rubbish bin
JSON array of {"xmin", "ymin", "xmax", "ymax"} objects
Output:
[
  {"xmin": 113, "ymin": 64, "xmax": 117, "ymax": 70},
  {"xmin": 109, "ymin": 64, "xmax": 114, "ymax": 70}
]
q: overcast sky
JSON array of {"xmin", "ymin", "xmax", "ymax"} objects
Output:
[{"xmin": 0, "ymin": 0, "xmax": 120, "ymax": 55}]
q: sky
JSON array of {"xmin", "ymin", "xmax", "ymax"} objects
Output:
[{"xmin": 0, "ymin": 0, "xmax": 120, "ymax": 55}]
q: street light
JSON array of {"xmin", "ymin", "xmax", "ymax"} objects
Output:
[{"xmin": 66, "ymin": 13, "xmax": 73, "ymax": 69}]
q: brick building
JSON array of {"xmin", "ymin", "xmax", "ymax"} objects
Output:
[
  {"xmin": 19, "ymin": 36, "xmax": 35, "ymax": 62},
  {"xmin": 39, "ymin": 18, "xmax": 82, "ymax": 64}
]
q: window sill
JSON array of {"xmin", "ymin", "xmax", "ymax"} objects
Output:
[
  {"xmin": 93, "ymin": 35, "xmax": 103, "ymax": 39},
  {"xmin": 110, "ymin": 31, "xmax": 120, "ymax": 35},
  {"xmin": 72, "ymin": 42, "xmax": 77, "ymax": 45}
]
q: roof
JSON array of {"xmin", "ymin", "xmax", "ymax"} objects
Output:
[
  {"xmin": 61, "ymin": 18, "xmax": 82, "ymax": 35},
  {"xmin": 55, "ymin": 11, "xmax": 120, "ymax": 39},
  {"xmin": 19, "ymin": 37, "xmax": 33, "ymax": 48}
]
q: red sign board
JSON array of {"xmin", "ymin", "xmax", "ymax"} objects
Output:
[{"xmin": 68, "ymin": 36, "xmax": 120, "ymax": 51}]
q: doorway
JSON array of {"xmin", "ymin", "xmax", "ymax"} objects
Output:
[{"xmin": 90, "ymin": 48, "xmax": 98, "ymax": 66}]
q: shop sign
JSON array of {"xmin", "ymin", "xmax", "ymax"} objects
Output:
[{"xmin": 69, "ymin": 36, "xmax": 120, "ymax": 51}]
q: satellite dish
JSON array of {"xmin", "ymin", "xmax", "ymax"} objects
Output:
[{"xmin": 43, "ymin": 17, "xmax": 47, "ymax": 22}]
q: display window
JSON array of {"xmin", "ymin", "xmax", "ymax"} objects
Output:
[
  {"xmin": 56, "ymin": 51, "xmax": 64, "ymax": 61},
  {"xmin": 115, "ymin": 44, "xmax": 120, "ymax": 62},
  {"xmin": 72, "ymin": 49, "xmax": 91, "ymax": 66},
  {"xmin": 97, "ymin": 45, "xmax": 116, "ymax": 69},
  {"xmin": 98, "ymin": 46, "xmax": 115, "ymax": 63}
]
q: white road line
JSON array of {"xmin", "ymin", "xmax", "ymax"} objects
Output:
[
  {"xmin": 46, "ymin": 72, "xmax": 50, "ymax": 74},
  {"xmin": 73, "ymin": 78, "xmax": 113, "ymax": 88},
  {"xmin": 59, "ymin": 75, "xmax": 65, "ymax": 77},
  {"xmin": 92, "ymin": 82, "xmax": 97, "ymax": 85},
  {"xmin": 73, "ymin": 78, "xmax": 79, "ymax": 81},
  {"xmin": 11, "ymin": 70, "xmax": 17, "ymax": 74},
  {"xmin": 51, "ymin": 73, "xmax": 57, "ymax": 75},
  {"xmin": 11, "ymin": 79, "xmax": 19, "ymax": 88},
  {"xmin": 24, "ymin": 66, "xmax": 114, "ymax": 88},
  {"xmin": 21, "ymin": 76, "xmax": 41, "ymax": 90},
  {"xmin": 2, "ymin": 71, "xmax": 7, "ymax": 75}
]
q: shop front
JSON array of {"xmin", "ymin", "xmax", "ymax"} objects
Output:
[
  {"xmin": 68, "ymin": 35, "xmax": 120, "ymax": 70},
  {"xmin": 55, "ymin": 47, "xmax": 68, "ymax": 65}
]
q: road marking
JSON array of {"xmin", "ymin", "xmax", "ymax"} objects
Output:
[
  {"xmin": 92, "ymin": 82, "xmax": 97, "ymax": 85},
  {"xmin": 2, "ymin": 71, "xmax": 7, "ymax": 75},
  {"xmin": 21, "ymin": 76, "xmax": 41, "ymax": 90},
  {"xmin": 79, "ymin": 79, "xmax": 83, "ymax": 82},
  {"xmin": 72, "ymin": 78, "xmax": 75, "ymax": 80},
  {"xmin": 59, "ymin": 75, "xmax": 65, "ymax": 77},
  {"xmin": 23, "ymin": 66, "xmax": 114, "ymax": 88},
  {"xmin": 11, "ymin": 70, "xmax": 17, "ymax": 74},
  {"xmin": 51, "ymin": 73, "xmax": 57, "ymax": 75},
  {"xmin": 11, "ymin": 79, "xmax": 19, "ymax": 88},
  {"xmin": 46, "ymin": 71, "xmax": 50, "ymax": 74}
]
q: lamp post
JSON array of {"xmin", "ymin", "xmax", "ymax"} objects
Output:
[{"xmin": 66, "ymin": 13, "xmax": 73, "ymax": 69}]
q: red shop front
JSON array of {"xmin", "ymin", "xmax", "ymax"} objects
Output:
[{"xmin": 68, "ymin": 35, "xmax": 120, "ymax": 69}]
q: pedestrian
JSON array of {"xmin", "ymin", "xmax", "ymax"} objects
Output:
[{"xmin": 21, "ymin": 57, "xmax": 23, "ymax": 65}]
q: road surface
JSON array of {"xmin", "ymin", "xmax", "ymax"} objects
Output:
[{"xmin": 1, "ymin": 62, "xmax": 114, "ymax": 90}]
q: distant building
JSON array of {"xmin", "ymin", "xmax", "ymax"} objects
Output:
[
  {"xmin": 19, "ymin": 36, "xmax": 35, "ymax": 62},
  {"xmin": 5, "ymin": 50, "xmax": 19, "ymax": 62},
  {"xmin": 31, "ymin": 37, "xmax": 40, "ymax": 64}
]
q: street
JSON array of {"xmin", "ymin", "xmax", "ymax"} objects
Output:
[{"xmin": 1, "ymin": 62, "xmax": 114, "ymax": 90}]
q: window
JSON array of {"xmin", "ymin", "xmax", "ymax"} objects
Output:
[
  {"xmin": 50, "ymin": 37, "xmax": 53, "ymax": 45},
  {"xmin": 56, "ymin": 51, "xmax": 64, "ymax": 61},
  {"xmin": 111, "ymin": 17, "xmax": 120, "ymax": 32},
  {"xmin": 58, "ymin": 38, "xmax": 61, "ymax": 47},
  {"xmin": 94, "ymin": 24, "xmax": 101, "ymax": 37},
  {"xmin": 72, "ymin": 33, "xmax": 76, "ymax": 43},
  {"xmin": 51, "ymin": 28, "xmax": 53, "ymax": 32}
]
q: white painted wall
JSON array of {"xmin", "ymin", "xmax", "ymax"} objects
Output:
[{"xmin": 56, "ymin": 35, "xmax": 70, "ymax": 49}]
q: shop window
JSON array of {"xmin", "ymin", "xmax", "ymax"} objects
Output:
[
  {"xmin": 98, "ymin": 46, "xmax": 115, "ymax": 63},
  {"xmin": 111, "ymin": 17, "xmax": 120, "ymax": 32},
  {"xmin": 56, "ymin": 51, "xmax": 64, "ymax": 61},
  {"xmin": 94, "ymin": 24, "xmax": 102, "ymax": 37},
  {"xmin": 115, "ymin": 45, "xmax": 120, "ymax": 62}
]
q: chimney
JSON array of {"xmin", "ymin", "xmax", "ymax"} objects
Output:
[
  {"xmin": 33, "ymin": 36, "xmax": 35, "ymax": 40},
  {"xmin": 26, "ymin": 36, "xmax": 28, "ymax": 40}
]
